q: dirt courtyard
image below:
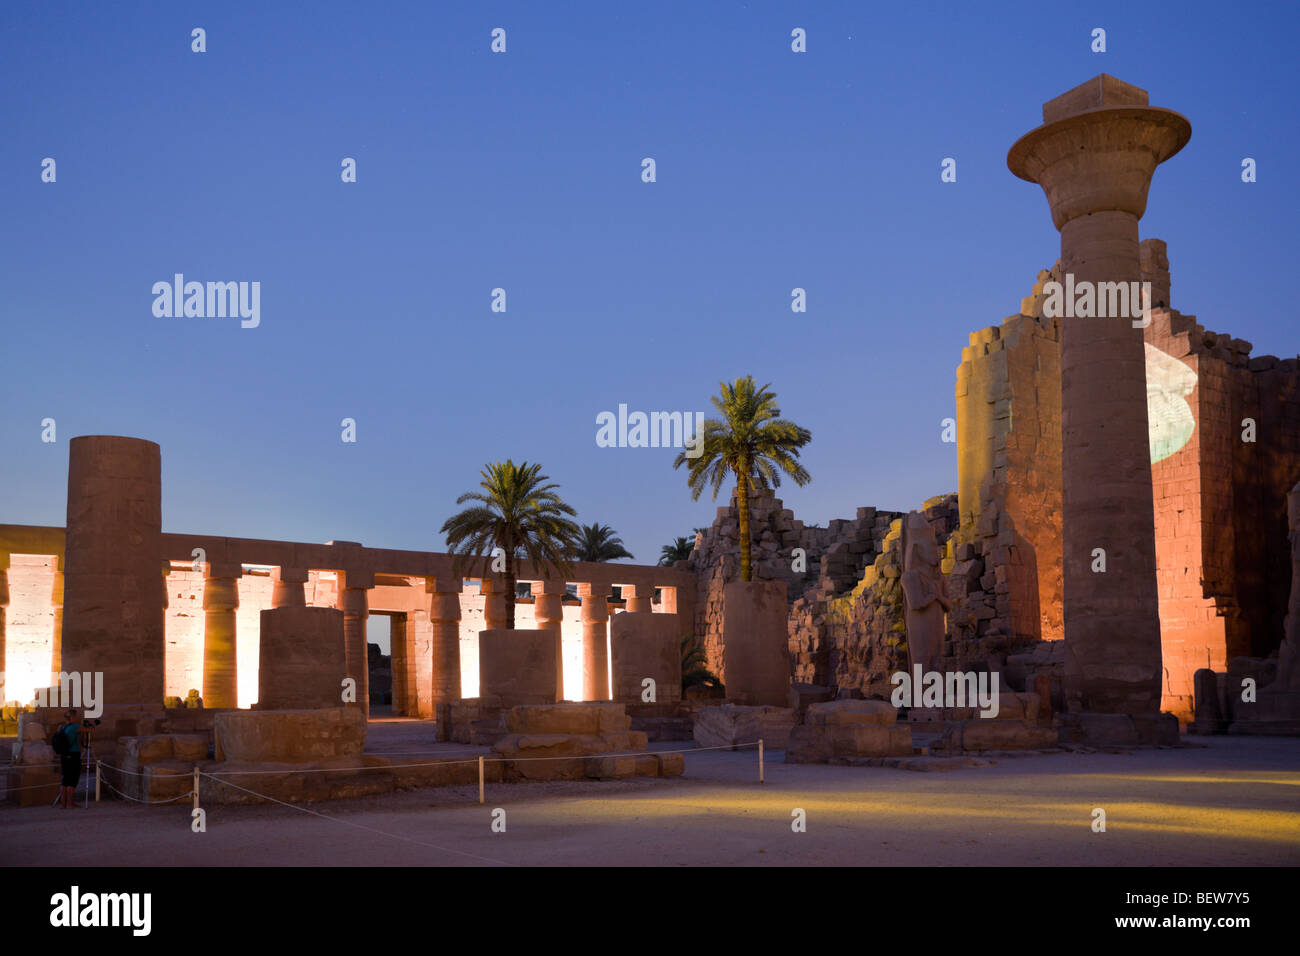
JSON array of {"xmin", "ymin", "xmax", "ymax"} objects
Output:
[{"xmin": 2, "ymin": 726, "xmax": 1297, "ymax": 867}]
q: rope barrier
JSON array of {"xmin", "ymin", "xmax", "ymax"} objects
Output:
[
  {"xmin": 1, "ymin": 781, "xmax": 71, "ymax": 793},
  {"xmin": 99, "ymin": 777, "xmax": 196, "ymax": 806},
  {"xmin": 197, "ymin": 772, "xmax": 517, "ymax": 867}
]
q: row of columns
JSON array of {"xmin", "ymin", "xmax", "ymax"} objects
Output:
[
  {"xmin": 387, "ymin": 579, "xmax": 664, "ymax": 714},
  {"xmin": 5, "ymin": 551, "xmax": 672, "ymax": 714}
]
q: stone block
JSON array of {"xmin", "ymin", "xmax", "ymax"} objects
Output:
[
  {"xmin": 693, "ymin": 704, "xmax": 796, "ymax": 750},
  {"xmin": 479, "ymin": 629, "xmax": 557, "ymax": 707},
  {"xmin": 258, "ymin": 606, "xmax": 347, "ymax": 710},
  {"xmin": 788, "ymin": 683, "xmax": 836, "ymax": 714},
  {"xmin": 956, "ymin": 719, "xmax": 1058, "ymax": 751},
  {"xmin": 504, "ymin": 702, "xmax": 629, "ymax": 735},
  {"xmin": 1132, "ymin": 712, "xmax": 1180, "ymax": 746},
  {"xmin": 722, "ymin": 581, "xmax": 791, "ymax": 707},
  {"xmin": 214, "ymin": 708, "xmax": 365, "ymax": 763},
  {"xmin": 656, "ymin": 752, "xmax": 685, "ymax": 776},
  {"xmin": 7, "ymin": 766, "xmax": 60, "ymax": 806},
  {"xmin": 805, "ymin": 700, "xmax": 897, "ymax": 727},
  {"xmin": 610, "ymin": 612, "xmax": 682, "ymax": 704},
  {"xmin": 786, "ymin": 723, "xmax": 913, "ymax": 762},
  {"xmin": 1078, "ymin": 713, "xmax": 1141, "ymax": 747},
  {"xmin": 634, "ymin": 755, "xmax": 660, "ymax": 777},
  {"xmin": 585, "ymin": 755, "xmax": 637, "ymax": 780}
]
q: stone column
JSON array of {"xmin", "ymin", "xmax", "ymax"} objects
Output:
[
  {"xmin": 390, "ymin": 611, "xmax": 409, "ymax": 715},
  {"xmin": 49, "ymin": 562, "xmax": 64, "ymax": 675},
  {"xmin": 428, "ymin": 577, "xmax": 462, "ymax": 705},
  {"xmin": 660, "ymin": 586, "xmax": 677, "ymax": 615},
  {"xmin": 409, "ymin": 610, "xmax": 433, "ymax": 717},
  {"xmin": 1008, "ymin": 75, "xmax": 1190, "ymax": 715},
  {"xmin": 202, "ymin": 563, "xmax": 241, "ymax": 709},
  {"xmin": 531, "ymin": 580, "xmax": 566, "ymax": 700},
  {"xmin": 62, "ymin": 435, "xmax": 165, "ymax": 709},
  {"xmin": 480, "ymin": 578, "xmax": 507, "ymax": 631},
  {"xmin": 623, "ymin": 584, "xmax": 652, "ymax": 614},
  {"xmin": 337, "ymin": 570, "xmax": 374, "ymax": 714},
  {"xmin": 272, "ymin": 567, "xmax": 308, "ymax": 608},
  {"xmin": 577, "ymin": 583, "xmax": 609, "ymax": 701}
]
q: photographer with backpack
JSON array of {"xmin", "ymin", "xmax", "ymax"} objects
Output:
[{"xmin": 52, "ymin": 708, "xmax": 99, "ymax": 809}]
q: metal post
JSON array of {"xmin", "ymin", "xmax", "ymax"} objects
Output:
[
  {"xmin": 759, "ymin": 738, "xmax": 765, "ymax": 784},
  {"xmin": 478, "ymin": 755, "xmax": 485, "ymax": 805},
  {"xmin": 95, "ymin": 760, "xmax": 101, "ymax": 802},
  {"xmin": 193, "ymin": 767, "xmax": 200, "ymax": 811}
]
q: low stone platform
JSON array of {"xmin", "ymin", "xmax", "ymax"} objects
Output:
[
  {"xmin": 4, "ymin": 765, "xmax": 60, "ymax": 806},
  {"xmin": 1055, "ymin": 711, "xmax": 1180, "ymax": 748},
  {"xmin": 693, "ymin": 704, "xmax": 796, "ymax": 750},
  {"xmin": 933, "ymin": 719, "xmax": 1058, "ymax": 753},
  {"xmin": 786, "ymin": 701, "xmax": 913, "ymax": 763},
  {"xmin": 435, "ymin": 699, "xmax": 509, "ymax": 746},
  {"xmin": 491, "ymin": 703, "xmax": 684, "ymax": 782},
  {"xmin": 625, "ymin": 700, "xmax": 701, "ymax": 741},
  {"xmin": 214, "ymin": 707, "xmax": 365, "ymax": 763}
]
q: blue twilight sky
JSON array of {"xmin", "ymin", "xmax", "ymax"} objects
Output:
[{"xmin": 2, "ymin": 1, "xmax": 1298, "ymax": 573}]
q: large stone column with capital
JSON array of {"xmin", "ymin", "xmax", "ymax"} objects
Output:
[
  {"xmin": 271, "ymin": 567, "xmax": 308, "ymax": 608},
  {"xmin": 62, "ymin": 436, "xmax": 166, "ymax": 709},
  {"xmin": 531, "ymin": 580, "xmax": 566, "ymax": 700},
  {"xmin": 577, "ymin": 583, "xmax": 610, "ymax": 701},
  {"xmin": 479, "ymin": 578, "xmax": 507, "ymax": 632},
  {"xmin": 202, "ymin": 563, "xmax": 242, "ymax": 709},
  {"xmin": 49, "ymin": 564, "xmax": 64, "ymax": 675},
  {"xmin": 1009, "ymin": 74, "xmax": 1190, "ymax": 714},
  {"xmin": 337, "ymin": 570, "xmax": 374, "ymax": 714},
  {"xmin": 623, "ymin": 584, "xmax": 653, "ymax": 614},
  {"xmin": 428, "ymin": 578, "xmax": 462, "ymax": 706}
]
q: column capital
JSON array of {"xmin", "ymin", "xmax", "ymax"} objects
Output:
[
  {"xmin": 202, "ymin": 561, "xmax": 243, "ymax": 580},
  {"xmin": 530, "ymin": 580, "xmax": 567, "ymax": 596},
  {"xmin": 1008, "ymin": 76, "xmax": 1190, "ymax": 230},
  {"xmin": 273, "ymin": 566, "xmax": 309, "ymax": 585},
  {"xmin": 423, "ymin": 576, "xmax": 463, "ymax": 595},
  {"xmin": 339, "ymin": 569, "xmax": 374, "ymax": 590},
  {"xmin": 202, "ymin": 574, "xmax": 240, "ymax": 611}
]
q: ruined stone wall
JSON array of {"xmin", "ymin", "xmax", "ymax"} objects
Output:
[
  {"xmin": 954, "ymin": 270, "xmax": 1063, "ymax": 648},
  {"xmin": 791, "ymin": 496, "xmax": 958, "ymax": 697},
  {"xmin": 1143, "ymin": 302, "xmax": 1300, "ymax": 719},
  {"xmin": 952, "ymin": 241, "xmax": 1300, "ymax": 722},
  {"xmin": 688, "ymin": 489, "xmax": 902, "ymax": 682}
]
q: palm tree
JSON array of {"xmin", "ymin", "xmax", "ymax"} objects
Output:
[
  {"xmin": 659, "ymin": 536, "xmax": 695, "ymax": 566},
  {"xmin": 673, "ymin": 376, "xmax": 811, "ymax": 582},
  {"xmin": 681, "ymin": 635, "xmax": 722, "ymax": 694},
  {"xmin": 572, "ymin": 523, "xmax": 634, "ymax": 563},
  {"xmin": 440, "ymin": 460, "xmax": 580, "ymax": 629}
]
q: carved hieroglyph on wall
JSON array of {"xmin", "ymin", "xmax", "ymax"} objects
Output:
[{"xmin": 1146, "ymin": 343, "xmax": 1198, "ymax": 464}]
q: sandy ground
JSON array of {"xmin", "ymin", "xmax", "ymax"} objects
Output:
[{"xmin": 3, "ymin": 723, "xmax": 1297, "ymax": 867}]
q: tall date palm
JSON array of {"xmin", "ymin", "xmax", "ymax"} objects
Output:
[
  {"xmin": 672, "ymin": 376, "xmax": 812, "ymax": 582},
  {"xmin": 440, "ymin": 460, "xmax": 580, "ymax": 628}
]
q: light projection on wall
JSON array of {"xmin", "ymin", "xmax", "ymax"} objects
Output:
[{"xmin": 1146, "ymin": 343, "xmax": 1198, "ymax": 464}]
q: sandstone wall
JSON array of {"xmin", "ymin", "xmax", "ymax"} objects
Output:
[
  {"xmin": 952, "ymin": 243, "xmax": 1300, "ymax": 721},
  {"xmin": 689, "ymin": 489, "xmax": 904, "ymax": 683}
]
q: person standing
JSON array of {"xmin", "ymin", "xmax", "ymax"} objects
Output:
[{"xmin": 54, "ymin": 709, "xmax": 93, "ymax": 809}]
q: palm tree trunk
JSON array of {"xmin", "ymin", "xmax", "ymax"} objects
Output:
[
  {"xmin": 504, "ymin": 550, "xmax": 516, "ymax": 629},
  {"xmin": 737, "ymin": 459, "xmax": 752, "ymax": 582}
]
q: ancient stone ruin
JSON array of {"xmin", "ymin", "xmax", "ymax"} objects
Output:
[{"xmin": 4, "ymin": 74, "xmax": 1299, "ymax": 804}]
